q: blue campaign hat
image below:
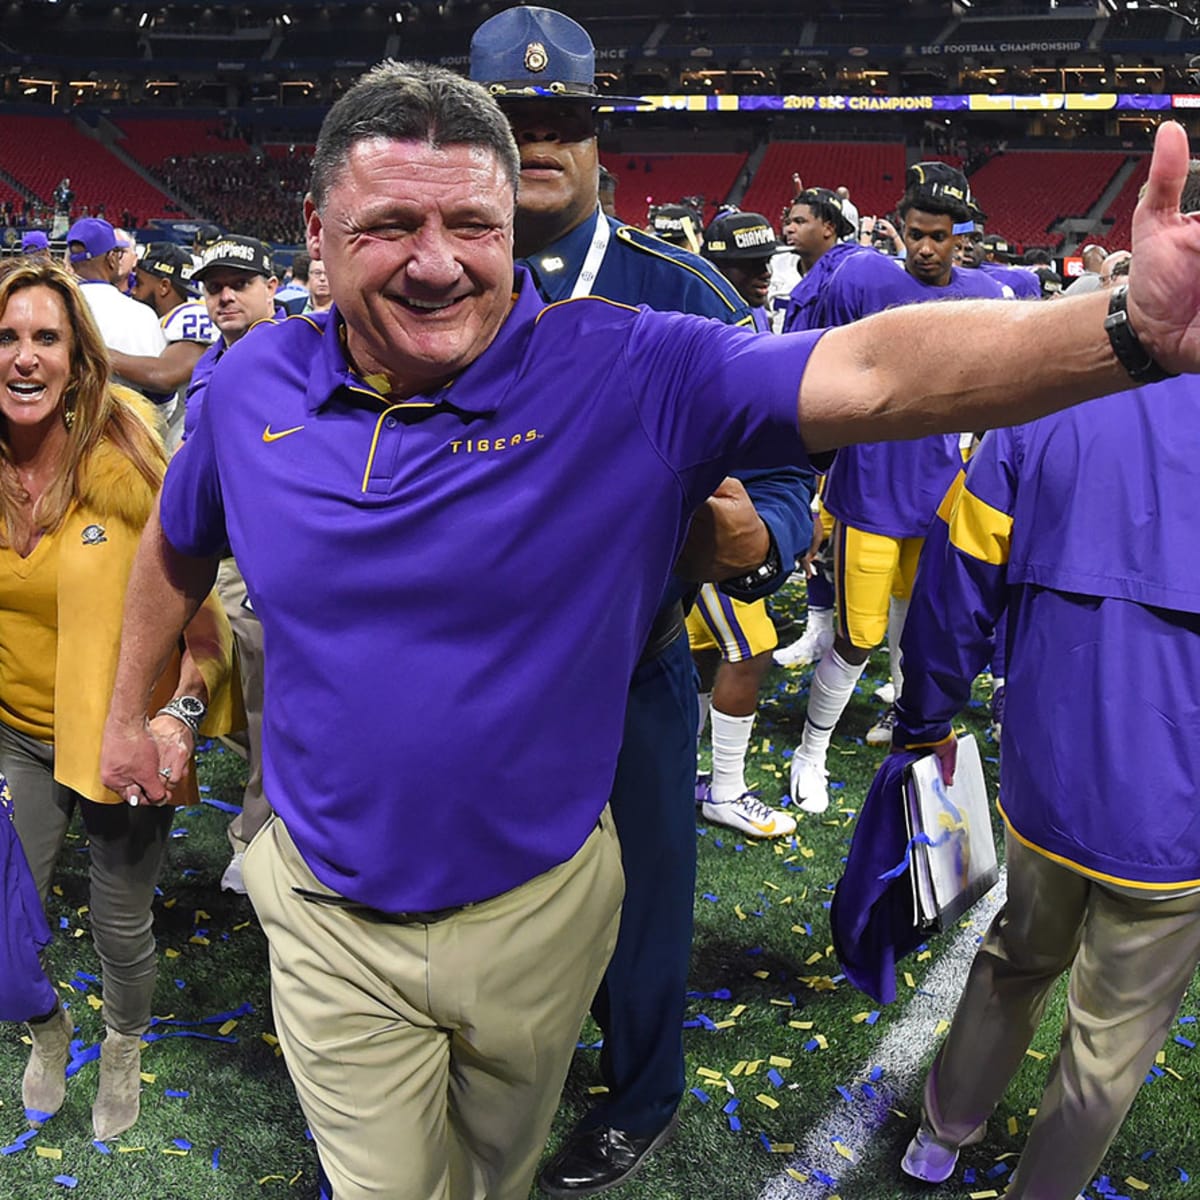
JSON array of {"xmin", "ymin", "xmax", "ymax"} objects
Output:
[{"xmin": 469, "ymin": 6, "xmax": 644, "ymax": 106}]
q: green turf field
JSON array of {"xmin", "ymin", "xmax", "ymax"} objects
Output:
[{"xmin": 1, "ymin": 579, "xmax": 1197, "ymax": 1200}]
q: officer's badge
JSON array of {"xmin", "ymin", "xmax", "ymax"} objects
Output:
[
  {"xmin": 81, "ymin": 523, "xmax": 107, "ymax": 546},
  {"xmin": 539, "ymin": 255, "xmax": 565, "ymax": 274},
  {"xmin": 524, "ymin": 41, "xmax": 548, "ymax": 73}
]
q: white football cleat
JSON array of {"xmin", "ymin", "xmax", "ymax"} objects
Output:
[
  {"xmin": 702, "ymin": 791, "xmax": 797, "ymax": 839},
  {"xmin": 773, "ymin": 623, "xmax": 835, "ymax": 669},
  {"xmin": 789, "ymin": 754, "xmax": 829, "ymax": 813}
]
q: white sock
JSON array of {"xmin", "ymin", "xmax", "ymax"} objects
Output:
[
  {"xmin": 697, "ymin": 692, "xmax": 712, "ymax": 739},
  {"xmin": 887, "ymin": 595, "xmax": 910, "ymax": 703},
  {"xmin": 710, "ymin": 709, "xmax": 755, "ymax": 803},
  {"xmin": 809, "ymin": 606, "xmax": 835, "ymax": 636},
  {"xmin": 800, "ymin": 649, "xmax": 868, "ymax": 762}
]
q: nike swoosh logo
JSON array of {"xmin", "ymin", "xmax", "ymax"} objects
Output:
[
  {"xmin": 750, "ymin": 819, "xmax": 777, "ymax": 834},
  {"xmin": 262, "ymin": 424, "xmax": 305, "ymax": 443}
]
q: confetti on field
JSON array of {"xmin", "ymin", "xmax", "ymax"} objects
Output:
[
  {"xmin": 53, "ymin": 1176, "xmax": 78, "ymax": 1188},
  {"xmin": 1124, "ymin": 1179, "xmax": 1151, "ymax": 1191},
  {"xmin": 1025, "ymin": 1049, "xmax": 1045, "ymax": 1060},
  {"xmin": 755, "ymin": 1094, "xmax": 779, "ymax": 1110},
  {"xmin": 35, "ymin": 1146, "xmax": 63, "ymax": 1160}
]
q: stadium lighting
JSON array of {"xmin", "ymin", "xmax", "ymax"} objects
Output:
[
  {"xmin": 281, "ymin": 12, "xmax": 291, "ymax": 23},
  {"xmin": 138, "ymin": 10, "xmax": 148, "ymax": 25},
  {"xmin": 394, "ymin": 9, "xmax": 403, "ymax": 21}
]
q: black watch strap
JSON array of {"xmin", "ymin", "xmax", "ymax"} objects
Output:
[
  {"xmin": 719, "ymin": 530, "xmax": 783, "ymax": 601},
  {"xmin": 1104, "ymin": 285, "xmax": 1177, "ymax": 384}
]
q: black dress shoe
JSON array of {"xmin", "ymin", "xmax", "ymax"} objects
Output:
[{"xmin": 538, "ymin": 1112, "xmax": 680, "ymax": 1196}]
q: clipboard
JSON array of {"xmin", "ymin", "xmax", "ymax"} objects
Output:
[{"xmin": 902, "ymin": 734, "xmax": 999, "ymax": 932}]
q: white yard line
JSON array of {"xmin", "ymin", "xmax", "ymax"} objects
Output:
[{"xmin": 758, "ymin": 869, "xmax": 1008, "ymax": 1200}]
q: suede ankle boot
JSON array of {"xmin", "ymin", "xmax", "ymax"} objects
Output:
[
  {"xmin": 22, "ymin": 1001, "xmax": 73, "ymax": 1126},
  {"xmin": 92, "ymin": 1028, "xmax": 144, "ymax": 1141}
]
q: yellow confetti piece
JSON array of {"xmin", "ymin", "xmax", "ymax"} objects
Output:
[
  {"xmin": 1125, "ymin": 1178, "xmax": 1151, "ymax": 1192},
  {"xmin": 769, "ymin": 998, "xmax": 792, "ymax": 1007},
  {"xmin": 753, "ymin": 970, "xmax": 770, "ymax": 980},
  {"xmin": 768, "ymin": 1055, "xmax": 792, "ymax": 1068},
  {"xmin": 770, "ymin": 1143, "xmax": 796, "ymax": 1153},
  {"xmin": 780, "ymin": 896, "xmax": 793, "ymax": 905},
  {"xmin": 734, "ymin": 905, "xmax": 747, "ymax": 922},
  {"xmin": 1165, "ymin": 1066, "xmax": 1184, "ymax": 1080},
  {"xmin": 790, "ymin": 924, "xmax": 808, "ymax": 935},
  {"xmin": 189, "ymin": 935, "xmax": 211, "ymax": 946},
  {"xmin": 1025, "ymin": 1049, "xmax": 1045, "ymax": 1060},
  {"xmin": 934, "ymin": 1019, "xmax": 950, "ymax": 1036},
  {"xmin": 261, "ymin": 1033, "xmax": 279, "ymax": 1047},
  {"xmin": 35, "ymin": 1146, "xmax": 63, "ymax": 1159},
  {"xmin": 917, "ymin": 950, "xmax": 932, "ymax": 961},
  {"xmin": 968, "ymin": 1192, "xmax": 1000, "ymax": 1199},
  {"xmin": 117, "ymin": 1146, "xmax": 146, "ymax": 1153},
  {"xmin": 755, "ymin": 1094, "xmax": 779, "ymax": 1110},
  {"xmin": 745, "ymin": 1060, "xmax": 762, "ymax": 1075},
  {"xmin": 289, "ymin": 1169, "xmax": 304, "ymax": 1185},
  {"xmin": 86, "ymin": 995, "xmax": 104, "ymax": 1010},
  {"xmin": 763, "ymin": 881, "xmax": 779, "ymax": 891},
  {"xmin": 162, "ymin": 1148, "xmax": 188, "ymax": 1157},
  {"xmin": 903, "ymin": 972, "xmax": 916, "ymax": 988},
  {"xmin": 729, "ymin": 1004, "xmax": 746, "ymax": 1019},
  {"xmin": 729, "ymin": 1061, "xmax": 747, "ymax": 1077},
  {"xmin": 165, "ymin": 948, "xmax": 180, "ymax": 959},
  {"xmin": 1156, "ymin": 1050, "xmax": 1166, "ymax": 1065},
  {"xmin": 788, "ymin": 1020, "xmax": 814, "ymax": 1030},
  {"xmin": 783, "ymin": 855, "xmax": 798, "ymax": 864},
  {"xmin": 800, "ymin": 847, "xmax": 814, "ymax": 859},
  {"xmin": 852, "ymin": 1012, "xmax": 870, "ymax": 1024},
  {"xmin": 832, "ymin": 1140, "xmax": 856, "ymax": 1161},
  {"xmin": 77, "ymin": 906, "xmax": 89, "ymax": 916},
  {"xmin": 696, "ymin": 1067, "xmax": 724, "ymax": 1081},
  {"xmin": 1007, "ymin": 1116, "xmax": 1018, "ymax": 1136},
  {"xmin": 52, "ymin": 886, "xmax": 63, "ymax": 897},
  {"xmin": 1027, "ymin": 1107, "xmax": 1038, "ymax": 1117},
  {"xmin": 194, "ymin": 909, "xmax": 211, "ymax": 921},
  {"xmin": 805, "ymin": 952, "xmax": 823, "ymax": 966},
  {"xmin": 163, "ymin": 897, "xmax": 177, "ymax": 909},
  {"xmin": 889, "ymin": 1107, "xmax": 908, "ymax": 1119},
  {"xmin": 73, "ymin": 928, "xmax": 85, "ymax": 939},
  {"xmin": 234, "ymin": 921, "xmax": 251, "ymax": 932},
  {"xmin": 258, "ymin": 1175, "xmax": 287, "ymax": 1185},
  {"xmin": 587, "ymin": 1086, "xmax": 609, "ymax": 1095},
  {"xmin": 813, "ymin": 1034, "xmax": 828, "ymax": 1050},
  {"xmin": 785, "ymin": 1168, "xmax": 807, "ymax": 1182},
  {"xmin": 713, "ymin": 1020, "xmax": 736, "ymax": 1030},
  {"xmin": 140, "ymin": 1072, "xmax": 157, "ymax": 1084},
  {"xmin": 218, "ymin": 1020, "xmax": 239, "ymax": 1036}
]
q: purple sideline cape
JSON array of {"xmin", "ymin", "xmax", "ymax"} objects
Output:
[
  {"xmin": 0, "ymin": 773, "xmax": 57, "ymax": 1022},
  {"xmin": 829, "ymin": 750, "xmax": 927, "ymax": 1005}
]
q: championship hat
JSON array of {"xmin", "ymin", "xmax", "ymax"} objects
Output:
[
  {"xmin": 702, "ymin": 211, "xmax": 780, "ymax": 262},
  {"xmin": 904, "ymin": 162, "xmax": 972, "ymax": 219},
  {"xmin": 138, "ymin": 243, "xmax": 198, "ymax": 296},
  {"xmin": 191, "ymin": 235, "xmax": 275, "ymax": 282}
]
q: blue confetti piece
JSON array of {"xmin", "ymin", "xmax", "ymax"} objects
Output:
[
  {"xmin": 804, "ymin": 1038, "xmax": 819, "ymax": 1051},
  {"xmin": 200, "ymin": 797, "xmax": 242, "ymax": 814},
  {"xmin": 723, "ymin": 1098, "xmax": 740, "ymax": 1114},
  {"xmin": 758, "ymin": 1132, "xmax": 772, "ymax": 1152},
  {"xmin": 54, "ymin": 1176, "xmax": 78, "ymax": 1189},
  {"xmin": 0, "ymin": 1144, "xmax": 26, "ymax": 1156},
  {"xmin": 713, "ymin": 839, "xmax": 723, "ymax": 849},
  {"xmin": 696, "ymin": 1014, "xmax": 717, "ymax": 1031},
  {"xmin": 142, "ymin": 1031, "xmax": 239, "ymax": 1045},
  {"xmin": 1139, "ymin": 1149, "xmax": 1156, "ymax": 1161},
  {"xmin": 767, "ymin": 1068, "xmax": 784, "ymax": 1088},
  {"xmin": 812, "ymin": 1169, "xmax": 837, "ymax": 1187},
  {"xmin": 212, "ymin": 1147, "xmax": 221, "ymax": 1170},
  {"xmin": 745, "ymin": 946, "xmax": 764, "ymax": 957},
  {"xmin": 868, "ymin": 1065, "xmax": 883, "ymax": 1081},
  {"xmin": 680, "ymin": 1020, "xmax": 702, "ymax": 1030},
  {"xmin": 164, "ymin": 1089, "xmax": 190, "ymax": 1099},
  {"xmin": 963, "ymin": 1167, "xmax": 976, "ymax": 1183},
  {"xmin": 986, "ymin": 1162, "xmax": 1009, "ymax": 1178},
  {"xmin": 728, "ymin": 1115, "xmax": 741, "ymax": 1132},
  {"xmin": 24, "ymin": 1108, "xmax": 55, "ymax": 1124},
  {"xmin": 174, "ymin": 1138, "xmax": 193, "ymax": 1151},
  {"xmin": 175, "ymin": 979, "xmax": 186, "ymax": 989},
  {"xmin": 733, "ymin": 843, "xmax": 745, "ymax": 852},
  {"xmin": 835, "ymin": 1085, "xmax": 854, "ymax": 1103},
  {"xmin": 59, "ymin": 917, "xmax": 69, "ymax": 929},
  {"xmin": 702, "ymin": 893, "xmax": 719, "ymax": 902},
  {"xmin": 170, "ymin": 828, "xmax": 189, "ymax": 839},
  {"xmin": 1179, "ymin": 1015, "xmax": 1196, "ymax": 1024},
  {"xmin": 1175, "ymin": 1034, "xmax": 1195, "ymax": 1048},
  {"xmin": 1178, "ymin": 1168, "xmax": 1190, "ymax": 1183},
  {"xmin": 689, "ymin": 1088, "xmax": 709, "ymax": 1104},
  {"xmin": 151, "ymin": 1002, "xmax": 255, "ymax": 1029},
  {"xmin": 75, "ymin": 971, "xmax": 99, "ymax": 984},
  {"xmin": 93, "ymin": 1140, "xmax": 112, "ymax": 1154},
  {"xmin": 861, "ymin": 1083, "xmax": 877, "ymax": 1099},
  {"xmin": 865, "ymin": 1011, "xmax": 880, "ymax": 1025},
  {"xmin": 14, "ymin": 1130, "xmax": 39, "ymax": 1147}
]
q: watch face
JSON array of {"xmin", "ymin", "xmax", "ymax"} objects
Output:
[{"xmin": 177, "ymin": 697, "xmax": 205, "ymax": 717}]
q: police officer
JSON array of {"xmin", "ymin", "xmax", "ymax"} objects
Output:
[{"xmin": 470, "ymin": 10, "xmax": 814, "ymax": 1194}]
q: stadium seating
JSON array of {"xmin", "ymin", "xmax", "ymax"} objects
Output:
[
  {"xmin": 604, "ymin": 153, "xmax": 747, "ymax": 228},
  {"xmin": 115, "ymin": 118, "xmax": 251, "ymax": 170},
  {"xmin": 1100, "ymin": 154, "xmax": 1150, "ymax": 251},
  {"xmin": 966, "ymin": 150, "xmax": 1127, "ymax": 251},
  {"xmin": 2, "ymin": 114, "xmax": 176, "ymax": 222},
  {"xmin": 741, "ymin": 142, "xmax": 907, "ymax": 230}
]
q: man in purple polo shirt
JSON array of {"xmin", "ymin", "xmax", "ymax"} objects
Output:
[{"xmin": 99, "ymin": 60, "xmax": 1200, "ymax": 1200}]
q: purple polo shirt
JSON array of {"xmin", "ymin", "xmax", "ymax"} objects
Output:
[{"xmin": 162, "ymin": 268, "xmax": 822, "ymax": 911}]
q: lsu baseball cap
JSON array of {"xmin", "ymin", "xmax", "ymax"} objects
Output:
[
  {"xmin": 21, "ymin": 230, "xmax": 49, "ymax": 253},
  {"xmin": 191, "ymin": 235, "xmax": 274, "ymax": 282},
  {"xmin": 66, "ymin": 217, "xmax": 119, "ymax": 263},
  {"xmin": 702, "ymin": 211, "xmax": 780, "ymax": 261},
  {"xmin": 648, "ymin": 204, "xmax": 703, "ymax": 249},
  {"xmin": 138, "ymin": 243, "xmax": 197, "ymax": 294},
  {"xmin": 469, "ymin": 6, "xmax": 644, "ymax": 105},
  {"xmin": 792, "ymin": 187, "xmax": 857, "ymax": 239},
  {"xmin": 904, "ymin": 162, "xmax": 972, "ymax": 218}
]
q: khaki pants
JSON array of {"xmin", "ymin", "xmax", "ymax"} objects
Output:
[
  {"xmin": 243, "ymin": 811, "xmax": 623, "ymax": 1200},
  {"xmin": 215, "ymin": 558, "xmax": 271, "ymax": 848},
  {"xmin": 924, "ymin": 834, "xmax": 1200, "ymax": 1200}
]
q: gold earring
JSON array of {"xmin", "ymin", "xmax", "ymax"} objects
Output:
[{"xmin": 63, "ymin": 405, "xmax": 76, "ymax": 430}]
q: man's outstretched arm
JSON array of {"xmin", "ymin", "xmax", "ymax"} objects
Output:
[{"xmin": 798, "ymin": 122, "xmax": 1200, "ymax": 454}]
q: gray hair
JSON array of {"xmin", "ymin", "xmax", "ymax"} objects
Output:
[{"xmin": 309, "ymin": 60, "xmax": 520, "ymax": 210}]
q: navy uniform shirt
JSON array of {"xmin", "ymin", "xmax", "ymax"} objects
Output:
[{"xmin": 519, "ymin": 212, "xmax": 815, "ymax": 600}]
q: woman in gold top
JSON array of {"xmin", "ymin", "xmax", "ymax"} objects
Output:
[{"xmin": 0, "ymin": 259, "xmax": 234, "ymax": 1141}]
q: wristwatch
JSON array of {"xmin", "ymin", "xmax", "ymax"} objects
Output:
[
  {"xmin": 156, "ymin": 695, "xmax": 207, "ymax": 736},
  {"xmin": 1104, "ymin": 285, "xmax": 1176, "ymax": 385},
  {"xmin": 719, "ymin": 531, "xmax": 783, "ymax": 602}
]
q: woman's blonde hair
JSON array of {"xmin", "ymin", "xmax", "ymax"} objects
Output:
[{"xmin": 0, "ymin": 258, "xmax": 167, "ymax": 545}]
